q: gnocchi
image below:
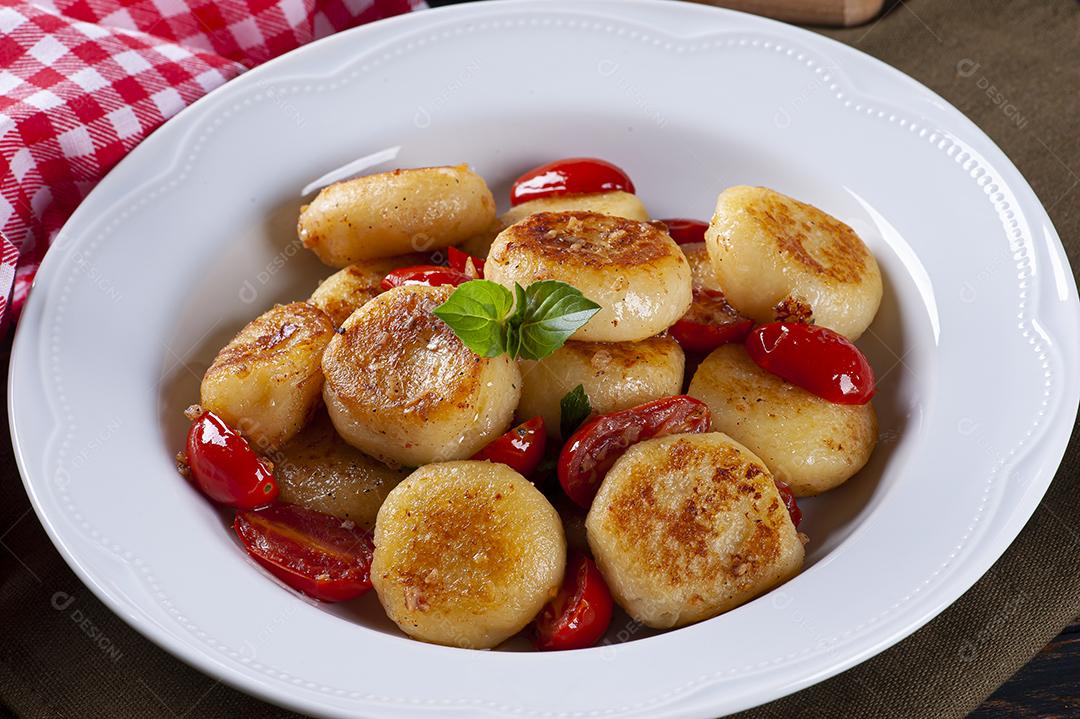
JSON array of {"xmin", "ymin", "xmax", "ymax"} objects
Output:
[
  {"xmin": 518, "ymin": 336, "xmax": 684, "ymax": 439},
  {"xmin": 308, "ymin": 254, "xmax": 427, "ymax": 326},
  {"xmin": 688, "ymin": 344, "xmax": 878, "ymax": 496},
  {"xmin": 371, "ymin": 461, "xmax": 565, "ymax": 648},
  {"xmin": 274, "ymin": 412, "xmax": 408, "ymax": 530},
  {"xmin": 586, "ymin": 432, "xmax": 804, "ymax": 628},
  {"xmin": 705, "ymin": 186, "xmax": 882, "ymax": 339},
  {"xmin": 299, "ymin": 165, "xmax": 497, "ymax": 267},
  {"xmin": 681, "ymin": 241, "xmax": 721, "ymax": 290},
  {"xmin": 200, "ymin": 302, "xmax": 334, "ymax": 452},
  {"xmin": 321, "ymin": 284, "xmax": 521, "ymax": 467},
  {"xmin": 485, "ymin": 211, "xmax": 692, "ymax": 342}
]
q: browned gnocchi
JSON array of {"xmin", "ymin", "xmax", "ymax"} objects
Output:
[
  {"xmin": 274, "ymin": 412, "xmax": 408, "ymax": 530},
  {"xmin": 371, "ymin": 461, "xmax": 565, "ymax": 648},
  {"xmin": 308, "ymin": 254, "xmax": 427, "ymax": 326},
  {"xmin": 517, "ymin": 336, "xmax": 684, "ymax": 439},
  {"xmin": 299, "ymin": 165, "xmax": 496, "ymax": 267},
  {"xmin": 705, "ymin": 186, "xmax": 882, "ymax": 339},
  {"xmin": 200, "ymin": 301, "xmax": 334, "ymax": 452},
  {"xmin": 586, "ymin": 432, "xmax": 804, "ymax": 628},
  {"xmin": 485, "ymin": 211, "xmax": 692, "ymax": 342},
  {"xmin": 688, "ymin": 344, "xmax": 877, "ymax": 496},
  {"xmin": 321, "ymin": 284, "xmax": 520, "ymax": 467}
]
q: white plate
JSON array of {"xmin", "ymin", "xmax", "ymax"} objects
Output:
[{"xmin": 10, "ymin": 1, "xmax": 1079, "ymax": 717}]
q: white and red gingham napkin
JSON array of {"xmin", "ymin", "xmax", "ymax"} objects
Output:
[{"xmin": 0, "ymin": 0, "xmax": 421, "ymax": 330}]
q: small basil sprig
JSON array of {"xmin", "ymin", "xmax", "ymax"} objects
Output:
[
  {"xmin": 434, "ymin": 280, "xmax": 600, "ymax": 361},
  {"xmin": 560, "ymin": 384, "xmax": 592, "ymax": 438}
]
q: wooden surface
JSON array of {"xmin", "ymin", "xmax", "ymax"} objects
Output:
[{"xmin": 968, "ymin": 620, "xmax": 1080, "ymax": 718}]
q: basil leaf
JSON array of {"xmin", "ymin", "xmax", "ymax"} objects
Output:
[
  {"xmin": 433, "ymin": 280, "xmax": 513, "ymax": 357},
  {"xmin": 504, "ymin": 282, "xmax": 529, "ymax": 360},
  {"xmin": 435, "ymin": 279, "xmax": 600, "ymax": 362},
  {"xmin": 560, "ymin": 384, "xmax": 592, "ymax": 438},
  {"xmin": 514, "ymin": 280, "xmax": 601, "ymax": 361}
]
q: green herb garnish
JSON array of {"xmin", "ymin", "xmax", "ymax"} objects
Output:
[
  {"xmin": 434, "ymin": 280, "xmax": 600, "ymax": 361},
  {"xmin": 559, "ymin": 384, "xmax": 592, "ymax": 438}
]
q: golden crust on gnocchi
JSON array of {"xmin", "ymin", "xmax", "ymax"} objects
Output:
[
  {"xmin": 298, "ymin": 165, "xmax": 497, "ymax": 267},
  {"xmin": 200, "ymin": 302, "xmax": 334, "ymax": 452},
  {"xmin": 321, "ymin": 285, "xmax": 521, "ymax": 467},
  {"xmin": 485, "ymin": 211, "xmax": 692, "ymax": 342},
  {"xmin": 274, "ymin": 412, "xmax": 408, "ymax": 530},
  {"xmin": 688, "ymin": 344, "xmax": 877, "ymax": 496},
  {"xmin": 705, "ymin": 186, "xmax": 882, "ymax": 339},
  {"xmin": 586, "ymin": 432, "xmax": 804, "ymax": 628},
  {"xmin": 371, "ymin": 461, "xmax": 565, "ymax": 649},
  {"xmin": 308, "ymin": 254, "xmax": 427, "ymax": 326},
  {"xmin": 518, "ymin": 337, "xmax": 684, "ymax": 439}
]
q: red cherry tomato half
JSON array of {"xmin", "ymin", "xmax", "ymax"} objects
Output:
[
  {"xmin": 532, "ymin": 552, "xmax": 614, "ymax": 651},
  {"xmin": 234, "ymin": 504, "xmax": 375, "ymax": 602},
  {"xmin": 510, "ymin": 158, "xmax": 635, "ymax": 207},
  {"xmin": 746, "ymin": 322, "xmax": 876, "ymax": 405},
  {"xmin": 447, "ymin": 246, "xmax": 485, "ymax": 278},
  {"xmin": 472, "ymin": 416, "xmax": 547, "ymax": 476},
  {"xmin": 659, "ymin": 218, "xmax": 708, "ymax": 245},
  {"xmin": 558, "ymin": 396, "xmax": 712, "ymax": 508},
  {"xmin": 773, "ymin": 478, "xmax": 802, "ymax": 529},
  {"xmin": 380, "ymin": 265, "xmax": 472, "ymax": 291},
  {"xmin": 185, "ymin": 411, "xmax": 277, "ymax": 509},
  {"xmin": 669, "ymin": 289, "xmax": 754, "ymax": 354}
]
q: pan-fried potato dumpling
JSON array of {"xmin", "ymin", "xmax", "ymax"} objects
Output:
[
  {"xmin": 200, "ymin": 302, "xmax": 334, "ymax": 452},
  {"xmin": 705, "ymin": 186, "xmax": 882, "ymax": 339},
  {"xmin": 500, "ymin": 190, "xmax": 649, "ymax": 227},
  {"xmin": 372, "ymin": 461, "xmax": 566, "ymax": 648},
  {"xmin": 274, "ymin": 413, "xmax": 408, "ymax": 530},
  {"xmin": 681, "ymin": 242, "xmax": 721, "ymax": 290},
  {"xmin": 586, "ymin": 433, "xmax": 804, "ymax": 629},
  {"xmin": 486, "ymin": 211, "xmax": 692, "ymax": 342},
  {"xmin": 298, "ymin": 165, "xmax": 497, "ymax": 268},
  {"xmin": 518, "ymin": 337, "xmax": 685, "ymax": 439},
  {"xmin": 321, "ymin": 285, "xmax": 521, "ymax": 467},
  {"xmin": 308, "ymin": 254, "xmax": 426, "ymax": 326},
  {"xmin": 688, "ymin": 344, "xmax": 877, "ymax": 496}
]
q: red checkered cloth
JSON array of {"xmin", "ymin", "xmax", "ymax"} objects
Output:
[{"xmin": 0, "ymin": 0, "xmax": 421, "ymax": 330}]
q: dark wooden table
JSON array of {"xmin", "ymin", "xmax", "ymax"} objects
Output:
[{"xmin": 967, "ymin": 618, "xmax": 1080, "ymax": 718}]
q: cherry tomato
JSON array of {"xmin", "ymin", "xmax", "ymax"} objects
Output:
[
  {"xmin": 669, "ymin": 289, "xmax": 754, "ymax": 354},
  {"xmin": 234, "ymin": 504, "xmax": 375, "ymax": 602},
  {"xmin": 746, "ymin": 322, "xmax": 876, "ymax": 405},
  {"xmin": 558, "ymin": 396, "xmax": 712, "ymax": 508},
  {"xmin": 532, "ymin": 552, "xmax": 613, "ymax": 651},
  {"xmin": 659, "ymin": 218, "xmax": 708, "ymax": 245},
  {"xmin": 380, "ymin": 265, "xmax": 472, "ymax": 291},
  {"xmin": 510, "ymin": 158, "xmax": 635, "ymax": 206},
  {"xmin": 472, "ymin": 416, "xmax": 547, "ymax": 476},
  {"xmin": 185, "ymin": 411, "xmax": 277, "ymax": 509},
  {"xmin": 447, "ymin": 246, "xmax": 485, "ymax": 278},
  {"xmin": 774, "ymin": 478, "xmax": 802, "ymax": 529}
]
